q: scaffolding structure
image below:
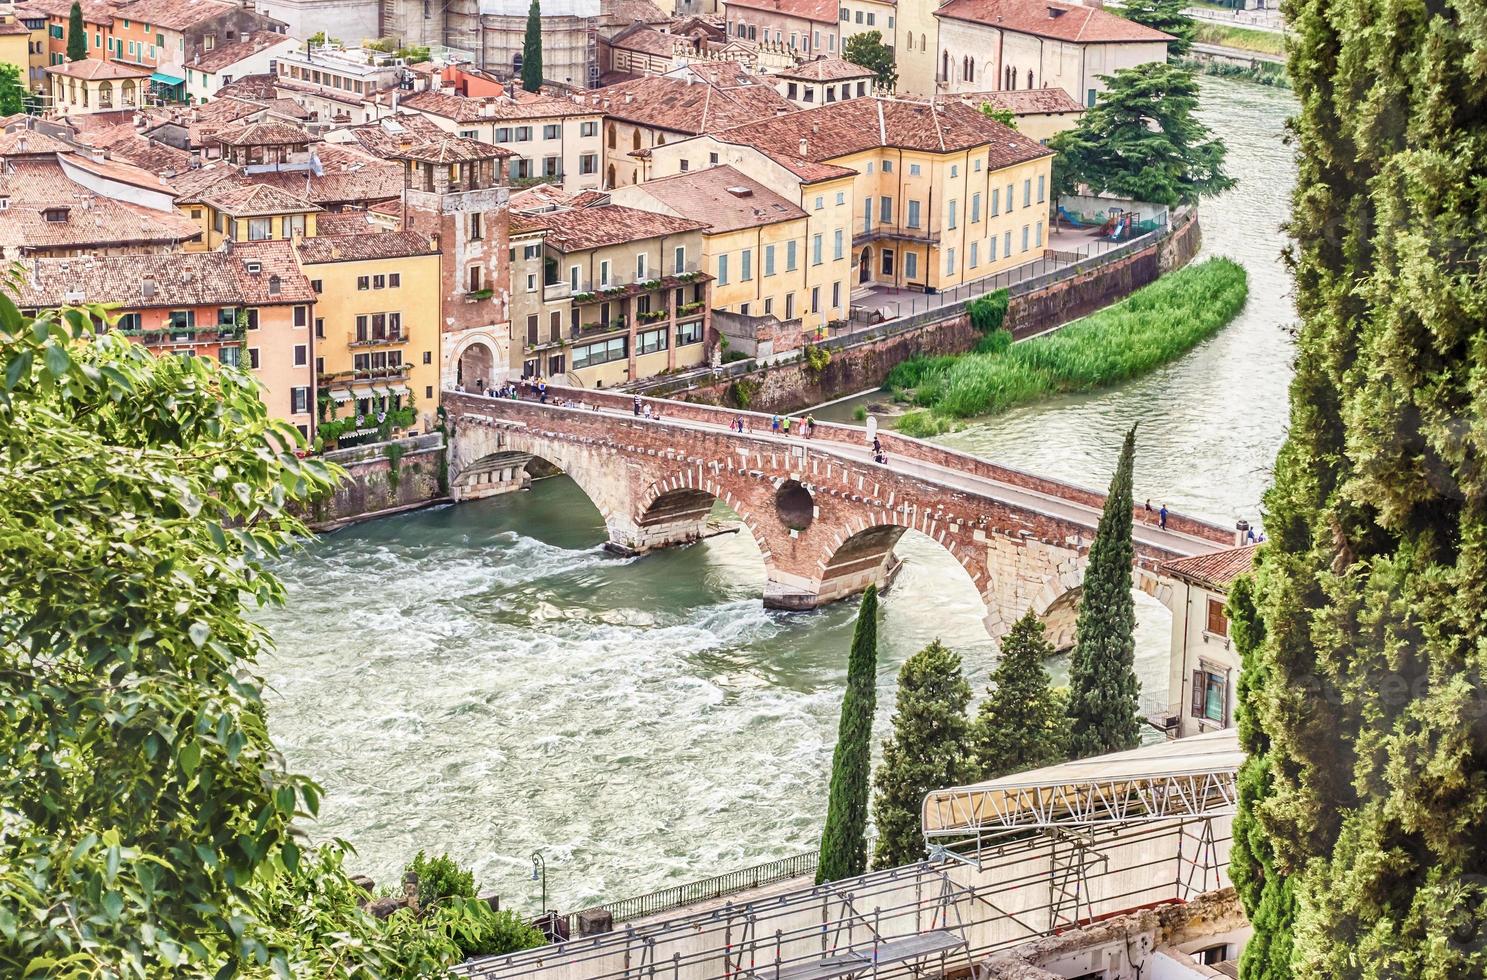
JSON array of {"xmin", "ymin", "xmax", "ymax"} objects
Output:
[{"xmin": 458, "ymin": 733, "xmax": 1242, "ymax": 980}]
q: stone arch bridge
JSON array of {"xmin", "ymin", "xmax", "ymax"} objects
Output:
[{"xmin": 442, "ymin": 389, "xmax": 1235, "ymax": 644}]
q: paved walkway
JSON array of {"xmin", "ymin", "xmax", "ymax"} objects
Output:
[{"xmin": 482, "ymin": 389, "xmax": 1227, "ymax": 559}]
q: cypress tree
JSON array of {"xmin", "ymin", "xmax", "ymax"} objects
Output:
[
  {"xmin": 1235, "ymin": 0, "xmax": 1487, "ymax": 972},
  {"xmin": 520, "ymin": 0, "xmax": 543, "ymax": 93},
  {"xmin": 1065, "ymin": 426, "xmax": 1141, "ymax": 758},
  {"xmin": 66, "ymin": 1, "xmax": 86, "ymax": 62},
  {"xmin": 870, "ymin": 639, "xmax": 972, "ymax": 870},
  {"xmin": 817, "ymin": 586, "xmax": 878, "ymax": 883},
  {"xmin": 973, "ymin": 610, "xmax": 1068, "ymax": 779}
]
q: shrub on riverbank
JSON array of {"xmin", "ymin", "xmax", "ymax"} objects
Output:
[
  {"xmin": 1194, "ymin": 21, "xmax": 1286, "ymax": 56},
  {"xmin": 891, "ymin": 257, "xmax": 1248, "ymax": 437}
]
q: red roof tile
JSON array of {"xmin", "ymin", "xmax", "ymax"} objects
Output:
[
  {"xmin": 624, "ymin": 165, "xmax": 805, "ymax": 232},
  {"xmin": 720, "ymin": 0, "xmax": 838, "ymax": 24},
  {"xmin": 587, "ymin": 72, "xmax": 793, "ymax": 135},
  {"xmin": 1160, "ymin": 545, "xmax": 1258, "ymax": 591},
  {"xmin": 775, "ymin": 55, "xmax": 877, "ymax": 82},
  {"xmin": 935, "ymin": 0, "xmax": 1174, "ymax": 44},
  {"xmin": 516, "ymin": 203, "xmax": 707, "ymax": 252},
  {"xmin": 294, "ymin": 229, "xmax": 438, "ymax": 263}
]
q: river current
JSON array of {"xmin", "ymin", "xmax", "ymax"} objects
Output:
[{"xmin": 259, "ymin": 80, "xmax": 1298, "ymax": 912}]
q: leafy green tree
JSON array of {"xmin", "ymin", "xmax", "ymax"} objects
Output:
[
  {"xmin": 817, "ymin": 585, "xmax": 879, "ymax": 883},
  {"xmin": 871, "ymin": 639, "xmax": 973, "ymax": 869},
  {"xmin": 1117, "ymin": 0, "xmax": 1195, "ymax": 55},
  {"xmin": 1049, "ymin": 62, "xmax": 1234, "ymax": 206},
  {"xmin": 521, "ymin": 0, "xmax": 543, "ymax": 92},
  {"xmin": 1065, "ymin": 426, "xmax": 1142, "ymax": 758},
  {"xmin": 0, "ymin": 65, "xmax": 25, "ymax": 116},
  {"xmin": 1232, "ymin": 0, "xmax": 1487, "ymax": 972},
  {"xmin": 1225, "ymin": 574, "xmax": 1294, "ymax": 980},
  {"xmin": 408, "ymin": 850, "xmax": 476, "ymax": 906},
  {"xmin": 454, "ymin": 908, "xmax": 547, "ymax": 958},
  {"xmin": 66, "ymin": 1, "xmax": 85, "ymax": 61},
  {"xmin": 0, "ymin": 301, "xmax": 476, "ymax": 975},
  {"xmin": 978, "ymin": 102, "xmax": 1018, "ymax": 129},
  {"xmin": 843, "ymin": 30, "xmax": 896, "ymax": 90},
  {"xmin": 973, "ymin": 610, "xmax": 1068, "ymax": 778}
]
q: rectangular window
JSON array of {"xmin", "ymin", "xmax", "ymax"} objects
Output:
[
  {"xmin": 717, "ymin": 254, "xmax": 729, "ymax": 285},
  {"xmin": 636, "ymin": 327, "xmax": 668, "ymax": 355},
  {"xmin": 948, "ymin": 200, "xmax": 957, "ymax": 230},
  {"xmin": 992, "ymin": 188, "xmax": 1000, "ymax": 216},
  {"xmin": 600, "ymin": 259, "xmax": 611, "ymax": 286},
  {"xmin": 910, "ymin": 163, "xmax": 921, "ymax": 176},
  {"xmin": 247, "ymin": 217, "xmax": 271, "ymax": 241},
  {"xmin": 293, "ymin": 306, "xmax": 307, "ymax": 327},
  {"xmin": 1023, "ymin": 179, "xmax": 1031, "ymax": 207},
  {"xmin": 248, "ymin": 347, "xmax": 260, "ymax": 369},
  {"xmin": 580, "ymin": 121, "xmax": 597, "ymax": 137},
  {"xmin": 832, "ymin": 229, "xmax": 843, "ymax": 261},
  {"xmin": 1007, "ymin": 183, "xmax": 1014, "ymax": 209},
  {"xmin": 989, "ymin": 235, "xmax": 997, "ymax": 261},
  {"xmin": 1035, "ymin": 220, "xmax": 1044, "ymax": 247},
  {"xmin": 812, "ymin": 234, "xmax": 822, "ymax": 266},
  {"xmin": 293, "ymin": 344, "xmax": 307, "ymax": 367},
  {"xmin": 674, "ymin": 245, "xmax": 686, "ymax": 273},
  {"xmin": 469, "ymin": 213, "xmax": 482, "ymax": 240},
  {"xmin": 572, "ymin": 336, "xmax": 628, "ymax": 369},
  {"xmin": 357, "ymin": 275, "xmax": 369, "ymax": 290},
  {"xmin": 1087, "ymin": 88, "xmax": 1097, "ymax": 108},
  {"xmin": 814, "ymin": 195, "xmax": 824, "ymax": 210},
  {"xmin": 880, "ymin": 197, "xmax": 892, "ymax": 224},
  {"xmin": 764, "ymin": 244, "xmax": 776, "ymax": 276},
  {"xmin": 219, "ymin": 346, "xmax": 240, "ymax": 367},
  {"xmin": 1206, "ymin": 597, "xmax": 1229, "ymax": 637},
  {"xmin": 1004, "ymin": 230, "xmax": 1012, "ymax": 256},
  {"xmin": 1021, "ymin": 225, "xmax": 1029, "ymax": 251},
  {"xmin": 907, "ymin": 201, "xmax": 920, "ymax": 229},
  {"xmin": 810, "ymin": 285, "xmax": 820, "ymax": 313},
  {"xmin": 905, "ymin": 251, "xmax": 918, "ymax": 280},
  {"xmin": 786, "ymin": 240, "xmax": 798, "ymax": 271},
  {"xmin": 970, "ymin": 242, "xmax": 978, "ymax": 269},
  {"xmin": 1192, "ymin": 665, "xmax": 1228, "ymax": 724},
  {"xmin": 1037, "ymin": 174, "xmax": 1046, "ymax": 203},
  {"xmin": 882, "ymin": 160, "xmax": 892, "ymax": 173},
  {"xmin": 544, "ymin": 124, "xmax": 560, "ymax": 139},
  {"xmin": 971, "ymin": 193, "xmax": 981, "ymax": 224},
  {"xmin": 741, "ymin": 249, "xmax": 752, "ymax": 281},
  {"xmin": 676, "ymin": 319, "xmax": 703, "ymax": 346},
  {"xmin": 945, "ymin": 247, "xmax": 955, "ymax": 275},
  {"xmin": 831, "ymin": 280, "xmax": 840, "ymax": 308},
  {"xmin": 636, "ymin": 252, "xmax": 647, "ymax": 280},
  {"xmin": 580, "ymin": 154, "xmax": 597, "ymax": 174}
]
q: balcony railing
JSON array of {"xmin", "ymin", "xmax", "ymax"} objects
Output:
[
  {"xmin": 853, "ymin": 220, "xmax": 941, "ymax": 246},
  {"xmin": 123, "ymin": 324, "xmax": 240, "ymax": 345},
  {"xmin": 348, "ymin": 330, "xmax": 408, "ymax": 348}
]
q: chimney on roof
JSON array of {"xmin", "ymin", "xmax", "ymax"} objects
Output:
[
  {"xmin": 726, "ymin": 185, "xmax": 753, "ymax": 197},
  {"xmin": 798, "ymin": 137, "xmax": 807, "ymax": 156},
  {"xmin": 625, "ymin": 92, "xmax": 634, "ymax": 103}
]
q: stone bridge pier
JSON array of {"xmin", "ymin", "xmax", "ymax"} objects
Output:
[{"xmin": 445, "ymin": 394, "xmax": 1214, "ymax": 644}]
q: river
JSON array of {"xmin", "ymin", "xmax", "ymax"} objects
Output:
[{"xmin": 258, "ymin": 79, "xmax": 1298, "ymax": 913}]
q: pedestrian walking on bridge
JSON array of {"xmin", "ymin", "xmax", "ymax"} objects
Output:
[
  {"xmin": 634, "ymin": 395, "xmax": 643, "ymax": 416},
  {"xmin": 1159, "ymin": 503, "xmax": 1169, "ymax": 530},
  {"xmin": 782, "ymin": 416, "xmax": 792, "ymax": 437}
]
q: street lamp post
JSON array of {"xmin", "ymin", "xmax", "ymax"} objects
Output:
[{"xmin": 530, "ymin": 851, "xmax": 546, "ymax": 915}]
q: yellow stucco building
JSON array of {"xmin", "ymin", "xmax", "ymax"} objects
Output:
[{"xmin": 644, "ymin": 97, "xmax": 1055, "ymax": 314}]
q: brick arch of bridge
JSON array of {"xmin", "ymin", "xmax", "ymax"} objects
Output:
[{"xmin": 445, "ymin": 394, "xmax": 1199, "ymax": 641}]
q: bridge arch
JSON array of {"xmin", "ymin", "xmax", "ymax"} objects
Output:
[{"xmin": 633, "ymin": 471, "xmax": 774, "ymax": 564}]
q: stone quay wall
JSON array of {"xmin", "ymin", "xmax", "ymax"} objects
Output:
[{"xmin": 307, "ymin": 433, "xmax": 448, "ymax": 531}]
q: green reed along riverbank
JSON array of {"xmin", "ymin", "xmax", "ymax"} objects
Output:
[{"xmin": 891, "ymin": 257, "xmax": 1249, "ymax": 437}]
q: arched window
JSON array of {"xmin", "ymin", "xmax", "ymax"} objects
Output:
[
  {"xmin": 941, "ymin": 50, "xmax": 949, "ymax": 82},
  {"xmin": 632, "ymin": 129, "xmax": 641, "ymax": 151},
  {"xmin": 1027, "ymin": 68, "xmax": 1034, "ymax": 88},
  {"xmin": 607, "ymin": 123, "xmax": 616, "ymax": 148},
  {"xmin": 921, "ymin": 33, "xmax": 926, "ymax": 50},
  {"xmin": 512, "ymin": 52, "xmax": 523, "ymax": 75},
  {"xmin": 606, "ymin": 163, "xmax": 615, "ymax": 187},
  {"xmin": 98, "ymin": 80, "xmax": 113, "ymax": 107},
  {"xmin": 906, "ymin": 33, "xmax": 913, "ymax": 50},
  {"xmin": 656, "ymin": 133, "xmax": 666, "ymax": 146}
]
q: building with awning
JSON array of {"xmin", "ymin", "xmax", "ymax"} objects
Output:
[{"xmin": 148, "ymin": 67, "xmax": 186, "ymax": 103}]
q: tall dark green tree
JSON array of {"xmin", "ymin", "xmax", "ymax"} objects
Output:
[
  {"xmin": 1065, "ymin": 426, "xmax": 1141, "ymax": 758},
  {"xmin": 66, "ymin": 1, "xmax": 86, "ymax": 62},
  {"xmin": 1231, "ymin": 0, "xmax": 1487, "ymax": 973},
  {"xmin": 1049, "ymin": 62, "xmax": 1234, "ymax": 206},
  {"xmin": 1117, "ymin": 0, "xmax": 1195, "ymax": 56},
  {"xmin": 817, "ymin": 586, "xmax": 878, "ymax": 883},
  {"xmin": 973, "ymin": 610, "xmax": 1068, "ymax": 778},
  {"xmin": 870, "ymin": 639, "xmax": 972, "ymax": 870},
  {"xmin": 520, "ymin": 0, "xmax": 543, "ymax": 93}
]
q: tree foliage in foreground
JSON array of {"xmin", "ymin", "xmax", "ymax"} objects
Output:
[
  {"xmin": 1232, "ymin": 0, "xmax": 1487, "ymax": 974},
  {"xmin": 1049, "ymin": 62, "xmax": 1234, "ymax": 206},
  {"xmin": 1065, "ymin": 426, "xmax": 1142, "ymax": 758},
  {"xmin": 871, "ymin": 640, "xmax": 973, "ymax": 869},
  {"xmin": 817, "ymin": 586, "xmax": 878, "ymax": 883},
  {"xmin": 973, "ymin": 611, "xmax": 1068, "ymax": 779},
  {"xmin": 843, "ymin": 31, "xmax": 896, "ymax": 90},
  {"xmin": 0, "ymin": 301, "xmax": 500, "ymax": 976},
  {"xmin": 1117, "ymin": 0, "xmax": 1195, "ymax": 55}
]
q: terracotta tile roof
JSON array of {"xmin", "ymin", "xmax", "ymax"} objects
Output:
[
  {"xmin": 720, "ymin": 0, "xmax": 837, "ymax": 24},
  {"xmin": 63, "ymin": 151, "xmax": 178, "ymax": 195},
  {"xmin": 951, "ymin": 87, "xmax": 1086, "ymax": 115},
  {"xmin": 775, "ymin": 56, "xmax": 876, "ymax": 82},
  {"xmin": 338, "ymin": 113, "xmax": 447, "ymax": 157},
  {"xmin": 295, "ymin": 229, "xmax": 438, "ymax": 263},
  {"xmin": 516, "ymin": 203, "xmax": 707, "ymax": 251},
  {"xmin": 190, "ymin": 31, "xmax": 292, "ymax": 74},
  {"xmin": 247, "ymin": 145, "xmax": 402, "ymax": 206},
  {"xmin": 315, "ymin": 209, "xmax": 382, "ymax": 235},
  {"xmin": 226, "ymin": 239, "xmax": 316, "ymax": 303},
  {"xmin": 609, "ymin": 24, "xmax": 679, "ymax": 57},
  {"xmin": 210, "ymin": 120, "xmax": 312, "ymax": 147},
  {"xmin": 587, "ymin": 72, "xmax": 793, "ymax": 135},
  {"xmin": 400, "ymin": 87, "xmax": 597, "ymax": 123},
  {"xmin": 108, "ymin": 134, "xmax": 193, "ymax": 176},
  {"xmin": 0, "ymin": 129, "xmax": 75, "ymax": 157},
  {"xmin": 45, "ymin": 59, "xmax": 150, "ymax": 80},
  {"xmin": 0, "ymin": 159, "xmax": 200, "ymax": 253},
  {"xmin": 16, "ymin": 0, "xmax": 119, "ymax": 23},
  {"xmin": 203, "ymin": 182, "xmax": 320, "ymax": 216},
  {"xmin": 626, "ymin": 165, "xmax": 804, "ymax": 232},
  {"xmin": 1159, "ymin": 545, "xmax": 1258, "ymax": 591},
  {"xmin": 169, "ymin": 162, "xmax": 246, "ymax": 203},
  {"xmin": 0, "ymin": 18, "xmax": 30, "ymax": 34},
  {"xmin": 393, "ymin": 135, "xmax": 512, "ymax": 163},
  {"xmin": 509, "ymin": 181, "xmax": 579, "ymax": 211},
  {"xmin": 935, "ymin": 0, "xmax": 1174, "ymax": 43},
  {"xmin": 115, "ymin": 0, "xmax": 243, "ymax": 31},
  {"xmin": 598, "ymin": 0, "xmax": 670, "ymax": 27},
  {"xmin": 12, "ymin": 250, "xmax": 295, "ymax": 309},
  {"xmin": 713, "ymin": 97, "xmax": 1053, "ymax": 180},
  {"xmin": 213, "ymin": 74, "xmax": 280, "ymax": 101}
]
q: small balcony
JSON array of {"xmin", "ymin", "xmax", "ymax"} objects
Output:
[
  {"xmin": 853, "ymin": 221, "xmax": 941, "ymax": 247},
  {"xmin": 348, "ymin": 329, "xmax": 408, "ymax": 348}
]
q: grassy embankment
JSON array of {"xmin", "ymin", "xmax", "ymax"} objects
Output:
[
  {"xmin": 1193, "ymin": 22, "xmax": 1286, "ymax": 56},
  {"xmin": 889, "ymin": 257, "xmax": 1249, "ymax": 437}
]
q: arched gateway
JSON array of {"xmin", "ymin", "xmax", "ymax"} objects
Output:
[{"xmin": 444, "ymin": 390, "xmax": 1231, "ymax": 642}]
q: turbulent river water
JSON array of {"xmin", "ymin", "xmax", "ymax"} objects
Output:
[{"xmin": 259, "ymin": 79, "xmax": 1299, "ymax": 913}]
